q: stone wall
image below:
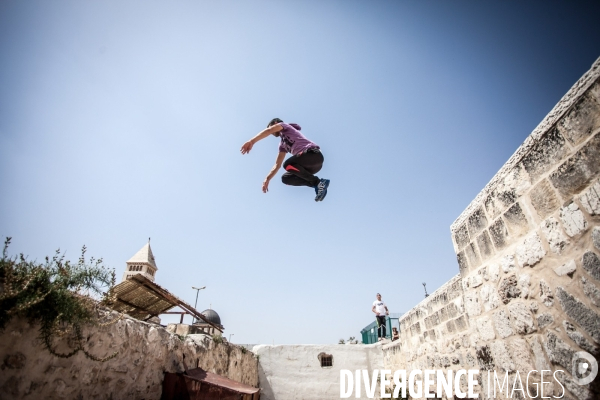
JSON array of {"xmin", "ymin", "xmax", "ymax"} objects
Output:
[
  {"xmin": 384, "ymin": 57, "xmax": 600, "ymax": 400},
  {"xmin": 0, "ymin": 316, "xmax": 258, "ymax": 399},
  {"xmin": 254, "ymin": 343, "xmax": 383, "ymax": 400}
]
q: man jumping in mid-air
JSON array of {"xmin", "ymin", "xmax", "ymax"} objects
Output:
[{"xmin": 240, "ymin": 118, "xmax": 330, "ymax": 201}]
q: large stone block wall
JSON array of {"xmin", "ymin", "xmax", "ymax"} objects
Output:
[
  {"xmin": 0, "ymin": 316, "xmax": 258, "ymax": 399},
  {"xmin": 254, "ymin": 343, "xmax": 383, "ymax": 400},
  {"xmin": 384, "ymin": 58, "xmax": 600, "ymax": 400}
]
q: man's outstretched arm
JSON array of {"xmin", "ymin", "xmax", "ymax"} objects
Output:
[
  {"xmin": 262, "ymin": 152, "xmax": 286, "ymax": 193},
  {"xmin": 240, "ymin": 124, "xmax": 283, "ymax": 154}
]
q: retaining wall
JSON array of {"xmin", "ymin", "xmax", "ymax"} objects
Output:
[
  {"xmin": 384, "ymin": 57, "xmax": 600, "ymax": 400},
  {"xmin": 0, "ymin": 316, "xmax": 258, "ymax": 399}
]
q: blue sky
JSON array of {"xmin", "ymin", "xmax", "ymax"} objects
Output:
[{"xmin": 1, "ymin": 0, "xmax": 599, "ymax": 344}]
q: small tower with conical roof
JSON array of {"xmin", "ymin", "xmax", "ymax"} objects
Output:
[{"xmin": 121, "ymin": 240, "xmax": 158, "ymax": 282}]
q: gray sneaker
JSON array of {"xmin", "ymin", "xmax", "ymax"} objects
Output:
[{"xmin": 315, "ymin": 179, "xmax": 330, "ymax": 202}]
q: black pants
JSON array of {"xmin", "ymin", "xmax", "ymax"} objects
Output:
[
  {"xmin": 281, "ymin": 149, "xmax": 324, "ymax": 188},
  {"xmin": 376, "ymin": 316, "xmax": 387, "ymax": 338}
]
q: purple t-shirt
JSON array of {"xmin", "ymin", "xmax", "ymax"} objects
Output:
[{"xmin": 277, "ymin": 123, "xmax": 319, "ymax": 156}]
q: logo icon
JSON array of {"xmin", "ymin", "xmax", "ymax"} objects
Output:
[{"xmin": 572, "ymin": 351, "xmax": 598, "ymax": 386}]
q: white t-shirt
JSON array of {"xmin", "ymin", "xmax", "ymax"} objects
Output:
[{"xmin": 373, "ymin": 300, "xmax": 387, "ymax": 316}]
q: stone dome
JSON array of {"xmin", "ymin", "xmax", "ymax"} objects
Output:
[{"xmin": 200, "ymin": 309, "xmax": 221, "ymax": 325}]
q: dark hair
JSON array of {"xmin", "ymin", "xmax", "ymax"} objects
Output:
[{"xmin": 267, "ymin": 118, "xmax": 283, "ymax": 127}]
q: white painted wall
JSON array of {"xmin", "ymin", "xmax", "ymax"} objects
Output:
[{"xmin": 253, "ymin": 344, "xmax": 384, "ymax": 400}]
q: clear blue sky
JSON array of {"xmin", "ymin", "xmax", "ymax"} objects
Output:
[{"xmin": 1, "ymin": 0, "xmax": 599, "ymax": 344}]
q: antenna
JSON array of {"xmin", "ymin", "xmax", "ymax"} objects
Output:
[{"xmin": 422, "ymin": 282, "xmax": 429, "ymax": 298}]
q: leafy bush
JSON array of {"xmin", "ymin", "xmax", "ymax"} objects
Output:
[{"xmin": 0, "ymin": 237, "xmax": 121, "ymax": 361}]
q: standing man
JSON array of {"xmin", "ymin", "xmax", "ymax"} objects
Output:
[
  {"xmin": 240, "ymin": 118, "xmax": 330, "ymax": 202},
  {"xmin": 372, "ymin": 293, "xmax": 389, "ymax": 341}
]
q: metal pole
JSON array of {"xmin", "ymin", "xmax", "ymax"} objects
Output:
[{"xmin": 192, "ymin": 286, "xmax": 206, "ymax": 324}]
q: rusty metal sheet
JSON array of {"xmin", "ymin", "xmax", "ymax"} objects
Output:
[{"xmin": 161, "ymin": 369, "xmax": 259, "ymax": 400}]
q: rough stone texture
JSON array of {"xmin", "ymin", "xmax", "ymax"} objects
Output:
[
  {"xmin": 540, "ymin": 279, "xmax": 554, "ymax": 307},
  {"xmin": 518, "ymin": 274, "xmax": 531, "ymax": 298},
  {"xmin": 507, "ymin": 302, "xmax": 537, "ymax": 334},
  {"xmin": 558, "ymin": 91, "xmax": 600, "ymax": 146},
  {"xmin": 544, "ymin": 331, "xmax": 575, "ymax": 370},
  {"xmin": 528, "ymin": 335, "xmax": 550, "ymax": 371},
  {"xmin": 489, "ymin": 218, "xmax": 509, "ymax": 251},
  {"xmin": 457, "ymin": 251, "xmax": 469, "ymax": 277},
  {"xmin": 476, "ymin": 345, "xmax": 495, "ymax": 371},
  {"xmin": 477, "ymin": 231, "xmax": 495, "ymax": 260},
  {"xmin": 593, "ymin": 226, "xmax": 600, "ymax": 250},
  {"xmin": 500, "ymin": 254, "xmax": 516, "ymax": 273},
  {"xmin": 476, "ymin": 317, "xmax": 496, "ymax": 341},
  {"xmin": 522, "ymin": 128, "xmax": 571, "ymax": 184},
  {"xmin": 581, "ymin": 276, "xmax": 600, "ymax": 307},
  {"xmin": 582, "ymin": 251, "xmax": 600, "ymax": 281},
  {"xmin": 489, "ymin": 341, "xmax": 515, "ymax": 372},
  {"xmin": 503, "ymin": 202, "xmax": 530, "ymax": 236},
  {"xmin": 560, "ymin": 202, "xmax": 588, "ymax": 237},
  {"xmin": 578, "ymin": 179, "xmax": 600, "ymax": 215},
  {"xmin": 553, "ymin": 260, "xmax": 577, "ymax": 277},
  {"xmin": 465, "ymin": 291, "xmax": 482, "ymax": 317},
  {"xmin": 563, "ymin": 321, "xmax": 597, "ymax": 354},
  {"xmin": 468, "ymin": 207, "xmax": 489, "ymax": 238},
  {"xmin": 486, "ymin": 263, "xmax": 500, "ymax": 282},
  {"xmin": 515, "ymin": 233, "xmax": 546, "ymax": 267},
  {"xmin": 0, "ymin": 317, "xmax": 258, "ymax": 400},
  {"xmin": 537, "ymin": 313, "xmax": 554, "ymax": 329},
  {"xmin": 555, "ymin": 370, "xmax": 594, "ymax": 400},
  {"xmin": 529, "ymin": 179, "xmax": 561, "ymax": 219},
  {"xmin": 480, "ymin": 284, "xmax": 500, "ymax": 312},
  {"xmin": 465, "ymin": 242, "xmax": 482, "ymax": 269},
  {"xmin": 541, "ymin": 217, "xmax": 570, "ymax": 254},
  {"xmin": 498, "ymin": 274, "xmax": 521, "ymax": 304},
  {"xmin": 454, "ymin": 223, "xmax": 470, "ymax": 250},
  {"xmin": 555, "ymin": 286, "xmax": 600, "ymax": 343},
  {"xmin": 508, "ymin": 338, "xmax": 534, "ymax": 372},
  {"xmin": 492, "ymin": 309, "xmax": 514, "ymax": 338},
  {"xmin": 549, "ymin": 132, "xmax": 600, "ymax": 199}
]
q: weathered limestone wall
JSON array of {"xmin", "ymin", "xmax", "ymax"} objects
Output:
[
  {"xmin": 254, "ymin": 343, "xmax": 383, "ymax": 400},
  {"xmin": 384, "ymin": 57, "xmax": 600, "ymax": 400},
  {"xmin": 0, "ymin": 316, "xmax": 258, "ymax": 399}
]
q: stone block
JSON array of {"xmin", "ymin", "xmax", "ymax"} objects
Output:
[
  {"xmin": 445, "ymin": 320, "xmax": 456, "ymax": 334},
  {"xmin": 503, "ymin": 202, "xmax": 530, "ymax": 236},
  {"xmin": 549, "ymin": 132, "xmax": 600, "ymax": 199},
  {"xmin": 553, "ymin": 260, "xmax": 577, "ymax": 277},
  {"xmin": 557, "ymin": 91, "xmax": 600, "ymax": 146},
  {"xmin": 489, "ymin": 218, "xmax": 509, "ymax": 250},
  {"xmin": 563, "ymin": 321, "xmax": 597, "ymax": 354},
  {"xmin": 515, "ymin": 233, "xmax": 546, "ymax": 267},
  {"xmin": 468, "ymin": 207, "xmax": 489, "ymax": 237},
  {"xmin": 540, "ymin": 279, "xmax": 554, "ymax": 307},
  {"xmin": 593, "ymin": 227, "xmax": 600, "ymax": 250},
  {"xmin": 476, "ymin": 345, "xmax": 495, "ymax": 371},
  {"xmin": 529, "ymin": 179, "xmax": 561, "ymax": 219},
  {"xmin": 519, "ymin": 274, "xmax": 531, "ymax": 298},
  {"xmin": 480, "ymin": 284, "xmax": 500, "ymax": 312},
  {"xmin": 508, "ymin": 302, "xmax": 536, "ymax": 334},
  {"xmin": 527, "ymin": 335, "xmax": 550, "ymax": 371},
  {"xmin": 501, "ymin": 254, "xmax": 516, "ymax": 274},
  {"xmin": 540, "ymin": 217, "xmax": 569, "ymax": 254},
  {"xmin": 577, "ymin": 179, "xmax": 600, "ymax": 215},
  {"xmin": 465, "ymin": 242, "xmax": 481, "ymax": 269},
  {"xmin": 581, "ymin": 276, "xmax": 600, "ymax": 307},
  {"xmin": 522, "ymin": 128, "xmax": 570, "ymax": 184},
  {"xmin": 454, "ymin": 223, "xmax": 470, "ymax": 250},
  {"xmin": 490, "ymin": 341, "xmax": 515, "ymax": 373},
  {"xmin": 464, "ymin": 291, "xmax": 482, "ymax": 317},
  {"xmin": 537, "ymin": 313, "xmax": 554, "ymax": 329},
  {"xmin": 476, "ymin": 317, "xmax": 496, "ymax": 341},
  {"xmin": 509, "ymin": 338, "xmax": 534, "ymax": 372},
  {"xmin": 486, "ymin": 263, "xmax": 500, "ymax": 282},
  {"xmin": 477, "ymin": 231, "xmax": 495, "ymax": 260},
  {"xmin": 455, "ymin": 315, "xmax": 468, "ymax": 331},
  {"xmin": 560, "ymin": 202, "xmax": 588, "ymax": 237},
  {"xmin": 555, "ymin": 286, "xmax": 600, "ymax": 343},
  {"xmin": 457, "ymin": 251, "xmax": 469, "ymax": 277},
  {"xmin": 544, "ymin": 331, "xmax": 575, "ymax": 370},
  {"xmin": 498, "ymin": 274, "xmax": 521, "ymax": 304},
  {"xmin": 470, "ymin": 274, "xmax": 483, "ymax": 288},
  {"xmin": 439, "ymin": 307, "xmax": 448, "ymax": 323},
  {"xmin": 554, "ymin": 370, "xmax": 593, "ymax": 400},
  {"xmin": 530, "ymin": 301, "xmax": 539, "ymax": 314},
  {"xmin": 582, "ymin": 251, "xmax": 600, "ymax": 281},
  {"xmin": 492, "ymin": 309, "xmax": 514, "ymax": 338}
]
